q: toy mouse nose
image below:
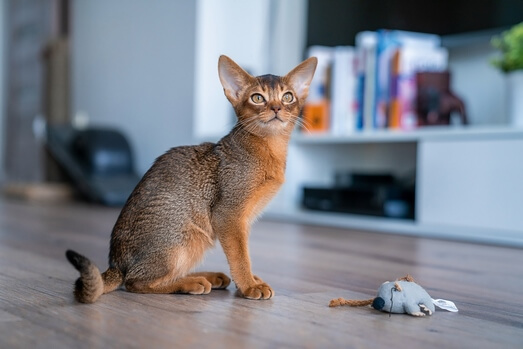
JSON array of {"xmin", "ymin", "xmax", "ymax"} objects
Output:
[{"xmin": 372, "ymin": 297, "xmax": 385, "ymax": 310}]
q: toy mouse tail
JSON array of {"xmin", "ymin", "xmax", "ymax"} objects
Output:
[{"xmin": 329, "ymin": 297, "xmax": 374, "ymax": 307}]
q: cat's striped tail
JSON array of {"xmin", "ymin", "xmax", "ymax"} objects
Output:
[{"xmin": 65, "ymin": 250, "xmax": 123, "ymax": 303}]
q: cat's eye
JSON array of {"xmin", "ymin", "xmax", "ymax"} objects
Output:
[
  {"xmin": 251, "ymin": 94, "xmax": 265, "ymax": 104},
  {"xmin": 282, "ymin": 92, "xmax": 294, "ymax": 103}
]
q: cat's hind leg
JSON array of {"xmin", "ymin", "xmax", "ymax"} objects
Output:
[
  {"xmin": 123, "ymin": 258, "xmax": 216, "ymax": 295},
  {"xmin": 125, "ymin": 275, "xmax": 213, "ymax": 295},
  {"xmin": 188, "ymin": 271, "xmax": 231, "ymax": 289},
  {"xmin": 123, "ymin": 236, "xmax": 213, "ymax": 295},
  {"xmin": 124, "ymin": 272, "xmax": 230, "ymax": 296}
]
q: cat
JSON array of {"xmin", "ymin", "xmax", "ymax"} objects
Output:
[{"xmin": 65, "ymin": 55, "xmax": 317, "ymax": 303}]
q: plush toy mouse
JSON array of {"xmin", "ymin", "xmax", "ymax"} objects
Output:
[{"xmin": 329, "ymin": 275, "xmax": 436, "ymax": 316}]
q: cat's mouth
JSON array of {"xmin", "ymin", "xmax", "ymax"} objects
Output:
[
  {"xmin": 254, "ymin": 114, "xmax": 291, "ymax": 134},
  {"xmin": 261, "ymin": 116, "xmax": 288, "ymax": 129},
  {"xmin": 268, "ymin": 115, "xmax": 284, "ymax": 123}
]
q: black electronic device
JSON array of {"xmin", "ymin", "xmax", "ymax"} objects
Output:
[
  {"xmin": 45, "ymin": 124, "xmax": 141, "ymax": 206},
  {"xmin": 302, "ymin": 173, "xmax": 415, "ymax": 219}
]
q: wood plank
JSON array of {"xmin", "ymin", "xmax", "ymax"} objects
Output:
[
  {"xmin": 0, "ymin": 198, "xmax": 522, "ymax": 348},
  {"xmin": 3, "ymin": 183, "xmax": 74, "ymax": 203}
]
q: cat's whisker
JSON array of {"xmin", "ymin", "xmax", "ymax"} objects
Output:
[
  {"xmin": 238, "ymin": 115, "xmax": 263, "ymax": 138},
  {"xmin": 295, "ymin": 117, "xmax": 312, "ymax": 134},
  {"xmin": 298, "ymin": 118, "xmax": 312, "ymax": 134}
]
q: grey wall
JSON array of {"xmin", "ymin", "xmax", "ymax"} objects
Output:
[
  {"xmin": 0, "ymin": 1, "xmax": 5, "ymax": 182},
  {"xmin": 448, "ymin": 41, "xmax": 507, "ymax": 125},
  {"xmin": 72, "ymin": 0, "xmax": 196, "ymax": 175}
]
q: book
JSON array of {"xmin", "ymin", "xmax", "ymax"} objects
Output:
[
  {"xmin": 355, "ymin": 31, "xmax": 377, "ymax": 131},
  {"xmin": 389, "ymin": 46, "xmax": 448, "ymax": 129},
  {"xmin": 330, "ymin": 46, "xmax": 357, "ymax": 135},
  {"xmin": 302, "ymin": 46, "xmax": 333, "ymax": 133},
  {"xmin": 374, "ymin": 29, "xmax": 441, "ymax": 129}
]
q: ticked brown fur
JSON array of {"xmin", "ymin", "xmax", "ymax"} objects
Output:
[{"xmin": 66, "ymin": 55, "xmax": 317, "ymax": 303}]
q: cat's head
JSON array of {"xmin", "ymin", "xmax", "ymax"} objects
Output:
[{"xmin": 218, "ymin": 55, "xmax": 317, "ymax": 137}]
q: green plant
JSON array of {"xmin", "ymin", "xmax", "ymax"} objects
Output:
[{"xmin": 491, "ymin": 22, "xmax": 523, "ymax": 73}]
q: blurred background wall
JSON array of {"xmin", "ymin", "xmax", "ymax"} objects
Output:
[
  {"xmin": 0, "ymin": 1, "xmax": 5, "ymax": 182},
  {"xmin": 448, "ymin": 40, "xmax": 507, "ymax": 125},
  {"xmin": 72, "ymin": 0, "xmax": 196, "ymax": 175},
  {"xmin": 0, "ymin": 0, "xmax": 519, "ymax": 184},
  {"xmin": 193, "ymin": 0, "xmax": 306, "ymax": 140}
]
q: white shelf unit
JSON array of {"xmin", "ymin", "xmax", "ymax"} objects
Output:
[{"xmin": 264, "ymin": 126, "xmax": 523, "ymax": 247}]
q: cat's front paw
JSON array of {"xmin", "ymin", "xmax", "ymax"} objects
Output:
[{"xmin": 237, "ymin": 282, "xmax": 274, "ymax": 300}]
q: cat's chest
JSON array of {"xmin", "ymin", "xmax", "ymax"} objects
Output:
[
  {"xmin": 238, "ymin": 160, "xmax": 284, "ymax": 189},
  {"xmin": 225, "ymin": 160, "xmax": 284, "ymax": 221},
  {"xmin": 219, "ymin": 154, "xmax": 285, "ymax": 196},
  {"xmin": 250, "ymin": 149, "xmax": 286, "ymax": 186},
  {"xmin": 261, "ymin": 164, "xmax": 285, "ymax": 187}
]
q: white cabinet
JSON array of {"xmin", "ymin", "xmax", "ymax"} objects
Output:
[
  {"xmin": 265, "ymin": 126, "xmax": 523, "ymax": 246},
  {"xmin": 418, "ymin": 137, "xmax": 523, "ymax": 235}
]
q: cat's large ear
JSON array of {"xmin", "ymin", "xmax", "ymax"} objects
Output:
[
  {"xmin": 284, "ymin": 57, "xmax": 318, "ymax": 101},
  {"xmin": 218, "ymin": 55, "xmax": 254, "ymax": 103}
]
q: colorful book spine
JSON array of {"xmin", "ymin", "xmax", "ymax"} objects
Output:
[
  {"xmin": 355, "ymin": 31, "xmax": 377, "ymax": 131},
  {"xmin": 374, "ymin": 30, "xmax": 396, "ymax": 129}
]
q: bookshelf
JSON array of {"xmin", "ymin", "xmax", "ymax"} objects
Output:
[
  {"xmin": 191, "ymin": 2, "xmax": 523, "ymax": 246},
  {"xmin": 292, "ymin": 125, "xmax": 523, "ymax": 143},
  {"xmin": 264, "ymin": 125, "xmax": 523, "ymax": 247}
]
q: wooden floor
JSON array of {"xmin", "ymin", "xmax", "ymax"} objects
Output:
[{"xmin": 1, "ymin": 198, "xmax": 522, "ymax": 349}]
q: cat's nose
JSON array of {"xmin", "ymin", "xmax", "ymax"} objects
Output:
[{"xmin": 271, "ymin": 106, "xmax": 281, "ymax": 113}]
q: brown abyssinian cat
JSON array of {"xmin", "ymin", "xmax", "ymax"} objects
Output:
[{"xmin": 65, "ymin": 55, "xmax": 317, "ymax": 303}]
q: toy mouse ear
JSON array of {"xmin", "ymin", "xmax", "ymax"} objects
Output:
[{"xmin": 398, "ymin": 274, "xmax": 415, "ymax": 282}]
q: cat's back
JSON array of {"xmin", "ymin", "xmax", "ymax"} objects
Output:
[
  {"xmin": 109, "ymin": 142, "xmax": 220, "ymax": 269},
  {"xmin": 114, "ymin": 142, "xmax": 220, "ymax": 231},
  {"xmin": 133, "ymin": 142, "xmax": 219, "ymax": 204}
]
